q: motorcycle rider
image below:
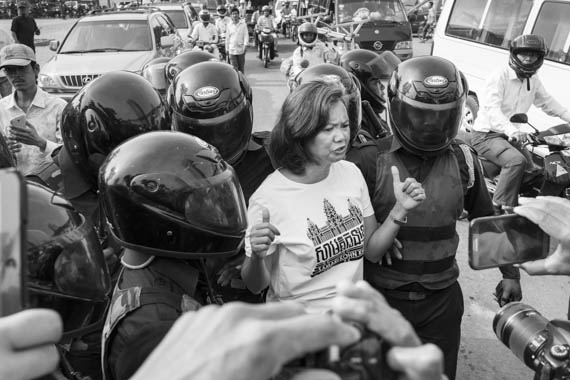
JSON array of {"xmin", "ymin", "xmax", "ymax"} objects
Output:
[
  {"xmin": 280, "ymin": 22, "xmax": 338, "ymax": 90},
  {"xmin": 26, "ymin": 180, "xmax": 111, "ymax": 380},
  {"xmin": 100, "ymin": 131, "xmax": 249, "ymax": 380},
  {"xmin": 361, "ymin": 56, "xmax": 522, "ymax": 380},
  {"xmin": 470, "ymin": 34, "xmax": 570, "ymax": 214},
  {"xmin": 56, "ymin": 70, "xmax": 169, "ymax": 227},
  {"xmin": 215, "ymin": 4, "xmax": 231, "ymax": 60},
  {"xmin": 278, "ymin": 0, "xmax": 294, "ymax": 35},
  {"xmin": 256, "ymin": 5, "xmax": 278, "ymax": 60},
  {"xmin": 167, "ymin": 61, "xmax": 275, "ymax": 300},
  {"xmin": 190, "ymin": 9, "xmax": 219, "ymax": 55}
]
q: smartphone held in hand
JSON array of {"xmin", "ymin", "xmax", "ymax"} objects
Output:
[
  {"xmin": 10, "ymin": 114, "xmax": 26, "ymax": 129},
  {"xmin": 468, "ymin": 214, "xmax": 550, "ymax": 270}
]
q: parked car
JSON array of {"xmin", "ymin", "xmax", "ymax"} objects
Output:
[{"xmin": 38, "ymin": 9, "xmax": 183, "ymax": 101}]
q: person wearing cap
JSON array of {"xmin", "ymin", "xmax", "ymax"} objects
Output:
[
  {"xmin": 0, "ymin": 28, "xmax": 13, "ymax": 97},
  {"xmin": 10, "ymin": 1, "xmax": 40, "ymax": 52},
  {"xmin": 0, "ymin": 44, "xmax": 66, "ymax": 177}
]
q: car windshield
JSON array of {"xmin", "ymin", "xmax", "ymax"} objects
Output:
[
  {"xmin": 337, "ymin": 0, "xmax": 407, "ymax": 23},
  {"xmin": 163, "ymin": 10, "xmax": 188, "ymax": 28},
  {"xmin": 60, "ymin": 20, "xmax": 152, "ymax": 53}
]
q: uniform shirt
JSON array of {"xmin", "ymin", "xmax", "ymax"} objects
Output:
[
  {"xmin": 280, "ymin": 41, "xmax": 331, "ymax": 77},
  {"xmin": 245, "ymin": 160, "xmax": 374, "ymax": 313},
  {"xmin": 256, "ymin": 14, "xmax": 275, "ymax": 30},
  {"xmin": 226, "ymin": 18, "xmax": 249, "ymax": 55},
  {"xmin": 472, "ymin": 66, "xmax": 570, "ymax": 137},
  {"xmin": 0, "ymin": 88, "xmax": 66, "ymax": 176},
  {"xmin": 190, "ymin": 22, "xmax": 218, "ymax": 42},
  {"xmin": 216, "ymin": 16, "xmax": 231, "ymax": 36},
  {"xmin": 10, "ymin": 15, "xmax": 38, "ymax": 50}
]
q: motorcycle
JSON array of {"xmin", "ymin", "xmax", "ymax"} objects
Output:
[
  {"xmin": 259, "ymin": 27, "xmax": 274, "ymax": 68},
  {"xmin": 281, "ymin": 14, "xmax": 294, "ymax": 38},
  {"xmin": 461, "ymin": 113, "xmax": 570, "ymax": 200},
  {"xmin": 192, "ymin": 39, "xmax": 217, "ymax": 55},
  {"xmin": 218, "ymin": 33, "xmax": 228, "ymax": 62}
]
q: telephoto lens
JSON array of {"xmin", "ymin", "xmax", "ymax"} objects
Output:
[{"xmin": 493, "ymin": 302, "xmax": 551, "ymax": 369}]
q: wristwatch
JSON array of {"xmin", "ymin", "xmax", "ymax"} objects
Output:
[{"xmin": 389, "ymin": 212, "xmax": 407, "ymax": 226}]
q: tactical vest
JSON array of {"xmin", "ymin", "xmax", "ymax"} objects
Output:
[
  {"xmin": 101, "ymin": 258, "xmax": 201, "ymax": 380},
  {"xmin": 365, "ymin": 148, "xmax": 465, "ymax": 290}
]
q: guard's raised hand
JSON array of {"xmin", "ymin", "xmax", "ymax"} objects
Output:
[{"xmin": 391, "ymin": 166, "xmax": 426, "ymax": 211}]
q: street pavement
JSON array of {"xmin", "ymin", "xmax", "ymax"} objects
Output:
[{"xmin": 2, "ymin": 17, "xmax": 569, "ymax": 380}]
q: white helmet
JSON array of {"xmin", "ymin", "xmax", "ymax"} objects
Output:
[{"xmin": 298, "ymin": 22, "xmax": 318, "ymax": 48}]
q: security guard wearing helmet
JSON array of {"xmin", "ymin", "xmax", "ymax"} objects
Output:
[
  {"xmin": 101, "ymin": 131, "xmax": 249, "ymax": 380},
  {"xmin": 26, "ymin": 181, "xmax": 111, "ymax": 380},
  {"xmin": 361, "ymin": 56, "xmax": 522, "ymax": 380},
  {"xmin": 280, "ymin": 23, "xmax": 338, "ymax": 90},
  {"xmin": 470, "ymin": 34, "xmax": 570, "ymax": 212},
  {"xmin": 56, "ymin": 70, "xmax": 169, "ymax": 226},
  {"xmin": 167, "ymin": 61, "xmax": 275, "ymax": 303}
]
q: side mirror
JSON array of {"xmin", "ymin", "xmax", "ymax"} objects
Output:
[
  {"xmin": 160, "ymin": 35, "xmax": 174, "ymax": 48},
  {"xmin": 48, "ymin": 40, "xmax": 60, "ymax": 51},
  {"xmin": 509, "ymin": 113, "xmax": 528, "ymax": 124}
]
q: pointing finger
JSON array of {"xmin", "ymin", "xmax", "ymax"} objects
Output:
[{"xmin": 391, "ymin": 166, "xmax": 401, "ymax": 186}]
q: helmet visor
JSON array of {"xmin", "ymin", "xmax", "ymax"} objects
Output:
[
  {"xmin": 27, "ymin": 215, "xmax": 111, "ymax": 301},
  {"xmin": 390, "ymin": 96, "xmax": 463, "ymax": 152},
  {"xmin": 130, "ymin": 166, "xmax": 247, "ymax": 237},
  {"xmin": 171, "ymin": 101, "xmax": 252, "ymax": 164},
  {"xmin": 142, "ymin": 62, "xmax": 169, "ymax": 92}
]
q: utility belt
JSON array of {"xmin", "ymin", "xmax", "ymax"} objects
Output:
[{"xmin": 378, "ymin": 282, "xmax": 443, "ymax": 301}]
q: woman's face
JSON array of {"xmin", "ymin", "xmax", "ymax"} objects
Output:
[{"xmin": 307, "ymin": 101, "xmax": 350, "ymax": 166}]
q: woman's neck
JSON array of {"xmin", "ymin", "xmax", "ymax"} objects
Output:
[{"xmin": 281, "ymin": 162, "xmax": 332, "ymax": 184}]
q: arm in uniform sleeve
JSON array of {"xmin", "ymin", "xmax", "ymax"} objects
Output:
[{"xmin": 462, "ymin": 149, "xmax": 520, "ymax": 280}]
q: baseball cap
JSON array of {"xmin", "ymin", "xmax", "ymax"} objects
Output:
[
  {"xmin": 17, "ymin": 1, "xmax": 29, "ymax": 8},
  {"xmin": 0, "ymin": 44, "xmax": 36, "ymax": 68}
]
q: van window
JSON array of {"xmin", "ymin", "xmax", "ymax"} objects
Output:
[
  {"xmin": 337, "ymin": 0, "xmax": 407, "ymax": 23},
  {"xmin": 532, "ymin": 1, "xmax": 570, "ymax": 65},
  {"xmin": 446, "ymin": 0, "xmax": 532, "ymax": 48}
]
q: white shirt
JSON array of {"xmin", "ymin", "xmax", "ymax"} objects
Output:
[
  {"xmin": 245, "ymin": 160, "xmax": 374, "ymax": 313},
  {"xmin": 216, "ymin": 16, "xmax": 231, "ymax": 36},
  {"xmin": 226, "ymin": 19, "xmax": 249, "ymax": 55},
  {"xmin": 280, "ymin": 41, "xmax": 332, "ymax": 77},
  {"xmin": 256, "ymin": 15, "xmax": 275, "ymax": 30},
  {"xmin": 472, "ymin": 66, "xmax": 570, "ymax": 137},
  {"xmin": 190, "ymin": 22, "xmax": 218, "ymax": 43},
  {"xmin": 0, "ymin": 29, "xmax": 13, "ymax": 78},
  {"xmin": 0, "ymin": 88, "xmax": 66, "ymax": 176}
]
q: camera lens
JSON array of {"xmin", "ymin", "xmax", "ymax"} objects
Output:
[{"xmin": 493, "ymin": 302, "xmax": 550, "ymax": 369}]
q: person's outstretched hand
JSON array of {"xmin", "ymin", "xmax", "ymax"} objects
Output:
[
  {"xmin": 514, "ymin": 196, "xmax": 570, "ymax": 275},
  {"xmin": 0, "ymin": 309, "xmax": 62, "ymax": 380},
  {"xmin": 131, "ymin": 302, "xmax": 361, "ymax": 380}
]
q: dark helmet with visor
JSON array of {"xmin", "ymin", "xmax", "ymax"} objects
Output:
[
  {"xmin": 509, "ymin": 34, "xmax": 547, "ymax": 78},
  {"xmin": 388, "ymin": 56, "xmax": 468, "ymax": 156},
  {"xmin": 168, "ymin": 61, "xmax": 253, "ymax": 165},
  {"xmin": 164, "ymin": 50, "xmax": 218, "ymax": 84},
  {"xmin": 142, "ymin": 56, "xmax": 171, "ymax": 96},
  {"xmin": 61, "ymin": 71, "xmax": 170, "ymax": 185},
  {"xmin": 99, "ymin": 131, "xmax": 247, "ymax": 259},
  {"xmin": 296, "ymin": 63, "xmax": 362, "ymax": 141},
  {"xmin": 199, "ymin": 9, "xmax": 211, "ymax": 21},
  {"xmin": 340, "ymin": 49, "xmax": 401, "ymax": 114},
  {"xmin": 26, "ymin": 181, "xmax": 111, "ymax": 340}
]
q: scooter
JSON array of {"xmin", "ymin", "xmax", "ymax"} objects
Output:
[
  {"xmin": 461, "ymin": 113, "xmax": 570, "ymax": 200},
  {"xmin": 259, "ymin": 27, "xmax": 274, "ymax": 68},
  {"xmin": 218, "ymin": 33, "xmax": 228, "ymax": 62}
]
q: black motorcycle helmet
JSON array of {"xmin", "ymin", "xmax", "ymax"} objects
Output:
[
  {"xmin": 99, "ymin": 131, "xmax": 247, "ymax": 259},
  {"xmin": 388, "ymin": 56, "xmax": 468, "ymax": 156},
  {"xmin": 168, "ymin": 61, "xmax": 253, "ymax": 165},
  {"xmin": 340, "ymin": 49, "xmax": 401, "ymax": 114},
  {"xmin": 296, "ymin": 63, "xmax": 362, "ymax": 142},
  {"xmin": 26, "ymin": 181, "xmax": 111, "ymax": 340},
  {"xmin": 509, "ymin": 34, "xmax": 548, "ymax": 79},
  {"xmin": 142, "ymin": 56, "xmax": 171, "ymax": 96},
  {"xmin": 61, "ymin": 71, "xmax": 170, "ymax": 185},
  {"xmin": 199, "ymin": 9, "xmax": 210, "ymax": 22},
  {"xmin": 164, "ymin": 50, "xmax": 218, "ymax": 84}
]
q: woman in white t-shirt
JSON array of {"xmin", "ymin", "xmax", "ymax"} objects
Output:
[{"xmin": 241, "ymin": 80, "xmax": 426, "ymax": 313}]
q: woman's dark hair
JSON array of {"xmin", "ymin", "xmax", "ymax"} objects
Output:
[{"xmin": 269, "ymin": 80, "xmax": 347, "ymax": 175}]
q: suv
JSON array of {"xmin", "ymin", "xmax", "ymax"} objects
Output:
[
  {"xmin": 38, "ymin": 9, "xmax": 183, "ymax": 101},
  {"xmin": 146, "ymin": 2, "xmax": 194, "ymax": 44}
]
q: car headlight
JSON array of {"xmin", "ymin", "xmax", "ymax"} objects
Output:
[
  {"xmin": 38, "ymin": 74, "xmax": 60, "ymax": 89},
  {"xmin": 394, "ymin": 40, "xmax": 412, "ymax": 50}
]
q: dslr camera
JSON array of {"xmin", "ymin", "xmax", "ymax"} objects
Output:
[
  {"xmin": 285, "ymin": 326, "xmax": 396, "ymax": 380},
  {"xmin": 494, "ymin": 302, "xmax": 570, "ymax": 380}
]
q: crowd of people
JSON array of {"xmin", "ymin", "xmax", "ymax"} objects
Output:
[{"xmin": 0, "ymin": 8, "xmax": 569, "ymax": 380}]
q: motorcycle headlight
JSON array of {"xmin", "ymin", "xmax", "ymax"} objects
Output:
[
  {"xmin": 38, "ymin": 74, "xmax": 60, "ymax": 89},
  {"xmin": 394, "ymin": 40, "xmax": 412, "ymax": 50}
]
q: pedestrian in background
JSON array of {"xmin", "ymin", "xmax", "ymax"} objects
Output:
[
  {"xmin": 226, "ymin": 6, "xmax": 249, "ymax": 73},
  {"xmin": 10, "ymin": 1, "xmax": 40, "ymax": 52},
  {"xmin": 0, "ymin": 28, "xmax": 13, "ymax": 97}
]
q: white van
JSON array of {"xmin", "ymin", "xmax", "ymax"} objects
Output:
[{"xmin": 432, "ymin": 0, "xmax": 570, "ymax": 131}]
